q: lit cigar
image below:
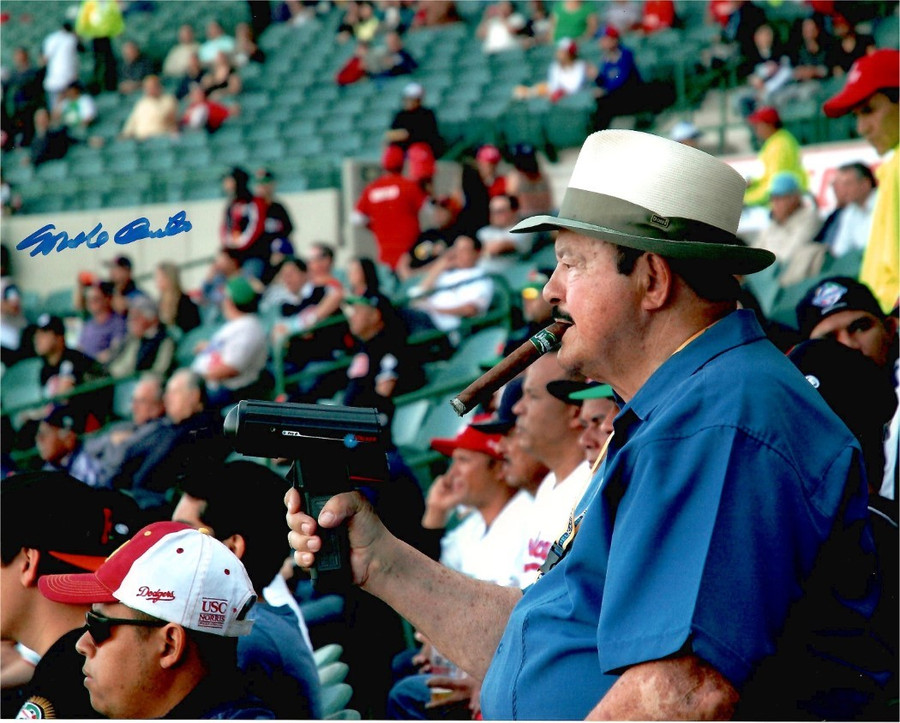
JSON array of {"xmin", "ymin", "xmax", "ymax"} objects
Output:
[{"xmin": 450, "ymin": 321, "xmax": 570, "ymax": 417}]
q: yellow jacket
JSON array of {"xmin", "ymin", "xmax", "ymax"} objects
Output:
[
  {"xmin": 860, "ymin": 148, "xmax": 899, "ymax": 312},
  {"xmin": 744, "ymin": 128, "xmax": 807, "ymax": 207}
]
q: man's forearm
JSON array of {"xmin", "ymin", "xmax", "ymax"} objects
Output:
[
  {"xmin": 366, "ymin": 535, "xmax": 521, "ymax": 678},
  {"xmin": 586, "ymin": 655, "xmax": 739, "ymax": 721}
]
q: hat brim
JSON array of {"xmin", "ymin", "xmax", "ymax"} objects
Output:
[
  {"xmin": 511, "ymin": 215, "xmax": 775, "ymax": 275},
  {"xmin": 469, "ymin": 418, "xmax": 515, "ymax": 434},
  {"xmin": 38, "ymin": 571, "xmax": 118, "ymax": 605},
  {"xmin": 569, "ymin": 383, "xmax": 615, "ymax": 400},
  {"xmin": 546, "ymin": 380, "xmax": 593, "ymax": 404}
]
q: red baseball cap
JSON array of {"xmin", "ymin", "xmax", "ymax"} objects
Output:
[
  {"xmin": 822, "ymin": 49, "xmax": 900, "ymax": 118},
  {"xmin": 601, "ymin": 24, "xmax": 620, "ymax": 39},
  {"xmin": 430, "ymin": 416, "xmax": 504, "ymax": 460},
  {"xmin": 382, "ymin": 144, "xmax": 406, "ymax": 172},
  {"xmin": 747, "ymin": 106, "xmax": 780, "ymax": 126},
  {"xmin": 476, "ymin": 145, "xmax": 501, "ymax": 164}
]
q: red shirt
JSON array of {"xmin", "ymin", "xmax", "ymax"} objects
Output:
[{"xmin": 355, "ymin": 172, "xmax": 427, "ymax": 269}]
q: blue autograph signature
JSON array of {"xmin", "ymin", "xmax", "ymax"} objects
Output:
[{"xmin": 16, "ymin": 210, "xmax": 192, "ymax": 257}]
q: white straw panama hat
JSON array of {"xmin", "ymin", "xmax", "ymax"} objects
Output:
[{"xmin": 511, "ymin": 130, "xmax": 775, "ymax": 275}]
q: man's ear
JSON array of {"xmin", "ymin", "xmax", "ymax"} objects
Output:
[
  {"xmin": 20, "ymin": 548, "xmax": 41, "ymax": 588},
  {"xmin": 221, "ymin": 533, "xmax": 246, "ymax": 561},
  {"xmin": 158, "ymin": 624, "xmax": 189, "ymax": 670},
  {"xmin": 640, "ymin": 253, "xmax": 674, "ymax": 311}
]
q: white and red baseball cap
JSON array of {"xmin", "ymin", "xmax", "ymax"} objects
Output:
[
  {"xmin": 430, "ymin": 415, "xmax": 504, "ymax": 460},
  {"xmin": 823, "ymin": 48, "xmax": 900, "ymax": 118},
  {"xmin": 38, "ymin": 521, "xmax": 256, "ymax": 637}
]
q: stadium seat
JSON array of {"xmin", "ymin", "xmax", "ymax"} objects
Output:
[
  {"xmin": 392, "ymin": 398, "xmax": 431, "ymax": 449},
  {"xmin": 0, "ymin": 357, "xmax": 44, "ymax": 415},
  {"xmin": 313, "ymin": 643, "xmax": 344, "ymax": 668},
  {"xmin": 318, "ymin": 661, "xmax": 349, "ymax": 687},
  {"xmin": 320, "ymin": 683, "xmax": 354, "ymax": 718}
]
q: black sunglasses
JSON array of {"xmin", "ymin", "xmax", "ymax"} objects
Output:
[{"xmin": 84, "ymin": 610, "xmax": 165, "ymax": 645}]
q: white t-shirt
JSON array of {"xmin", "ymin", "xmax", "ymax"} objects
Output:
[
  {"xmin": 426, "ymin": 267, "xmax": 494, "ymax": 332},
  {"xmin": 520, "ymin": 460, "xmax": 592, "ymax": 588},
  {"xmin": 262, "ymin": 573, "xmax": 314, "ymax": 653},
  {"xmin": 830, "ymin": 191, "xmax": 876, "ymax": 258},
  {"xmin": 191, "ymin": 313, "xmax": 268, "ymax": 391},
  {"xmin": 440, "ymin": 489, "xmax": 534, "ymax": 587},
  {"xmin": 42, "ymin": 29, "xmax": 80, "ymax": 93},
  {"xmin": 547, "ymin": 59, "xmax": 589, "ymax": 96}
]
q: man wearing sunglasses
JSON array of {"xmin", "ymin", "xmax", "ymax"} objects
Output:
[
  {"xmin": 38, "ymin": 521, "xmax": 276, "ymax": 719},
  {"xmin": 2, "ymin": 471, "xmax": 138, "ymax": 719}
]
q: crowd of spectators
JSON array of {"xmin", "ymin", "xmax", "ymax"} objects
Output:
[{"xmin": 1, "ymin": 1, "xmax": 898, "ymax": 720}]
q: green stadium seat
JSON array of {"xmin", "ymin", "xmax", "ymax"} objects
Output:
[
  {"xmin": 320, "ymin": 684, "xmax": 354, "ymax": 719},
  {"xmin": 0, "ymin": 357, "xmax": 44, "ymax": 415}
]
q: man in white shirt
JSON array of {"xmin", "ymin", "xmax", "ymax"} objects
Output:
[
  {"xmin": 41, "ymin": 21, "xmax": 79, "ymax": 109},
  {"xmin": 408, "ymin": 235, "xmax": 494, "ymax": 333},
  {"xmin": 191, "ymin": 276, "xmax": 268, "ymax": 408},
  {"xmin": 511, "ymin": 350, "xmax": 592, "ymax": 587},
  {"xmin": 476, "ymin": 194, "xmax": 537, "ymax": 273},
  {"xmin": 828, "ymin": 162, "xmax": 878, "ymax": 259}
]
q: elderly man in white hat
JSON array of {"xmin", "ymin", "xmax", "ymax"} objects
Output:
[{"xmin": 287, "ymin": 130, "xmax": 890, "ymax": 719}]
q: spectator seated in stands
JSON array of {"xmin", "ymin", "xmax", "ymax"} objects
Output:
[
  {"xmin": 105, "ymin": 295, "xmax": 176, "ymax": 379},
  {"xmin": 271, "ymin": 243, "xmax": 349, "ymax": 375},
  {"xmin": 336, "ymin": 0, "xmax": 382, "ymax": 44},
  {"xmin": 732, "ymin": 22, "xmax": 793, "ymax": 118},
  {"xmin": 477, "ymin": 194, "xmax": 537, "ymax": 272},
  {"xmin": 344, "ymin": 255, "xmax": 382, "ymax": 297},
  {"xmin": 198, "ymin": 19, "xmax": 236, "ymax": 66},
  {"xmin": 179, "ymin": 82, "xmax": 236, "ymax": 133},
  {"xmin": 104, "ymin": 253, "xmax": 146, "ymax": 317},
  {"xmin": 386, "ymin": 82, "xmax": 444, "ymax": 157},
  {"xmin": 396, "ymin": 195, "xmax": 461, "ymax": 282},
  {"xmin": 591, "ymin": 24, "xmax": 647, "ymax": 131},
  {"xmin": 233, "ymin": 22, "xmax": 265, "ymax": 67},
  {"xmin": 743, "ymin": 105, "xmax": 807, "ymax": 207},
  {"xmin": 477, "ymin": 1, "xmax": 527, "ymax": 54},
  {"xmin": 117, "ymin": 40, "xmax": 155, "ymax": 95},
  {"xmin": 155, "ymin": 260, "xmax": 201, "ymax": 334},
  {"xmin": 369, "ymin": 31, "xmax": 418, "ymax": 80},
  {"xmin": 342, "ymin": 292, "xmax": 425, "ymax": 413},
  {"xmin": 0, "ymin": 274, "xmax": 27, "ymax": 367},
  {"xmin": 38, "ymin": 521, "xmax": 274, "ymax": 718},
  {"xmin": 32, "ymin": 312, "xmax": 105, "ymax": 403},
  {"xmin": 28, "ymin": 108, "xmax": 71, "ymax": 167},
  {"xmin": 352, "ymin": 144, "xmax": 428, "ymax": 271},
  {"xmin": 748, "ymin": 171, "xmax": 824, "ymax": 288},
  {"xmin": 814, "ymin": 161, "xmax": 877, "ymax": 260},
  {"xmin": 201, "ymin": 50, "xmax": 242, "ymax": 101},
  {"xmin": 550, "ymin": 0, "xmax": 599, "ymax": 42},
  {"xmin": 172, "ymin": 461, "xmax": 322, "ymax": 719},
  {"xmin": 220, "ymin": 166, "xmax": 269, "ymax": 281},
  {"xmin": 829, "ymin": 14, "xmax": 875, "ymax": 77},
  {"xmin": 162, "ymin": 23, "xmax": 200, "ymax": 79},
  {"xmin": 794, "ymin": 276, "xmax": 899, "ymax": 502},
  {"xmin": 174, "ymin": 52, "xmax": 205, "ymax": 100},
  {"xmin": 80, "ymin": 373, "xmax": 167, "ymax": 490},
  {"xmin": 259, "ymin": 255, "xmax": 310, "ymax": 315},
  {"xmin": 199, "ymin": 247, "xmax": 249, "ymax": 323},
  {"xmin": 51, "ymin": 81, "xmax": 97, "ymax": 144},
  {"xmin": 36, "ymin": 404, "xmax": 106, "ymax": 488},
  {"xmin": 1, "ymin": 471, "xmax": 140, "ymax": 720},
  {"xmin": 335, "ymin": 39, "xmax": 371, "ymax": 85},
  {"xmin": 402, "ymin": 234, "xmax": 495, "ymax": 335},
  {"xmin": 119, "ymin": 74, "xmax": 178, "ymax": 141},
  {"xmin": 253, "ymin": 168, "xmax": 295, "ymax": 283},
  {"xmin": 790, "ymin": 14, "xmax": 832, "ymax": 86},
  {"xmin": 502, "ymin": 267, "xmax": 554, "ymax": 355},
  {"xmin": 505, "ymin": 143, "xmax": 553, "ymax": 219},
  {"xmin": 387, "ymin": 419, "xmax": 533, "ymax": 719},
  {"xmin": 266, "ymin": 237, "xmax": 296, "ymax": 285},
  {"xmin": 77, "ymin": 281, "xmax": 127, "ymax": 365},
  {"xmin": 514, "ymin": 37, "xmax": 595, "ymax": 101},
  {"xmin": 191, "ymin": 277, "xmax": 269, "ymax": 409},
  {"xmin": 3, "ymin": 47, "xmax": 44, "ymax": 150},
  {"xmin": 639, "ymin": 0, "xmax": 676, "ymax": 34},
  {"xmin": 109, "ymin": 368, "xmax": 231, "ymax": 512}
]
